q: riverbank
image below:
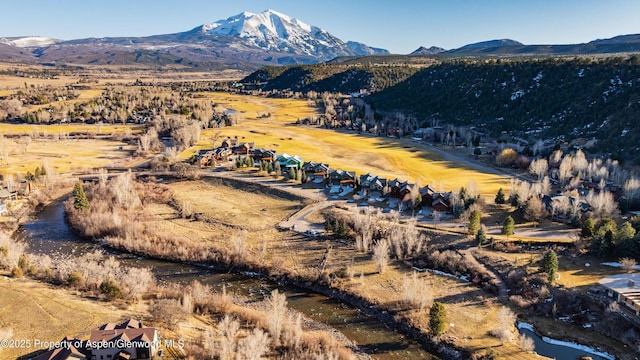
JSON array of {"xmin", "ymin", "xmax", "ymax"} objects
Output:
[{"xmin": 61, "ymin": 175, "xmax": 496, "ymax": 359}]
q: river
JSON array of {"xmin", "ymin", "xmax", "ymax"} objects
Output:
[
  {"xmin": 518, "ymin": 323, "xmax": 614, "ymax": 360},
  {"xmin": 18, "ymin": 201, "xmax": 437, "ymax": 360}
]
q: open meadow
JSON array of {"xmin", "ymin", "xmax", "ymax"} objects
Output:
[
  {"xmin": 0, "ymin": 134, "xmax": 139, "ymax": 176},
  {"xmin": 189, "ymin": 92, "xmax": 510, "ymax": 195}
]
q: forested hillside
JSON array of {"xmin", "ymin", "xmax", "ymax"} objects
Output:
[
  {"xmin": 241, "ymin": 64, "xmax": 419, "ymax": 94},
  {"xmin": 244, "ymin": 56, "xmax": 640, "ymax": 163},
  {"xmin": 367, "ymin": 57, "xmax": 640, "ymax": 160}
]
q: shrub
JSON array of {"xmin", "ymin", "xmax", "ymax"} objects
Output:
[
  {"xmin": 99, "ymin": 279, "xmax": 123, "ymax": 300},
  {"xmin": 150, "ymin": 299, "xmax": 189, "ymax": 330},
  {"xmin": 11, "ymin": 266, "xmax": 23, "ymax": 278},
  {"xmin": 68, "ymin": 272, "xmax": 84, "ymax": 287}
]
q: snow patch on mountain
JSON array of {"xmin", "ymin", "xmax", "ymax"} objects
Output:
[
  {"xmin": 0, "ymin": 36, "xmax": 59, "ymax": 47},
  {"xmin": 197, "ymin": 9, "xmax": 387, "ymax": 59},
  {"xmin": 200, "ymin": 9, "xmax": 345, "ymax": 57}
]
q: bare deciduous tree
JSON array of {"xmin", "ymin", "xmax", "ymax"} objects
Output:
[
  {"xmin": 402, "ymin": 271, "xmax": 432, "ymax": 310},
  {"xmin": 237, "ymin": 327, "xmax": 270, "ymax": 360},
  {"xmin": 217, "ymin": 315, "xmax": 240, "ymax": 360},
  {"xmin": 519, "ymin": 334, "xmax": 535, "ymax": 352},
  {"xmin": 491, "ymin": 307, "xmax": 517, "ymax": 344},
  {"xmin": 265, "ymin": 289, "xmax": 287, "ymax": 345},
  {"xmin": 529, "ymin": 158, "xmax": 549, "ymax": 180},
  {"xmin": 373, "ymin": 239, "xmax": 390, "ymax": 274},
  {"xmin": 620, "ymin": 257, "xmax": 638, "ymax": 272}
]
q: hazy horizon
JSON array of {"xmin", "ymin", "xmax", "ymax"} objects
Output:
[{"xmin": 1, "ymin": 0, "xmax": 639, "ymax": 54}]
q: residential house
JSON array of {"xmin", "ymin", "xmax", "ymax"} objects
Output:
[
  {"xmin": 599, "ymin": 274, "xmax": 640, "ymax": 316},
  {"xmin": 231, "ymin": 142, "xmax": 254, "ymax": 156},
  {"xmin": 33, "ymin": 336, "xmax": 89, "ymax": 360},
  {"xmin": 253, "ymin": 148, "xmax": 277, "ymax": 163},
  {"xmin": 276, "ymin": 153, "xmax": 303, "ymax": 170},
  {"xmin": 220, "ymin": 138, "xmax": 239, "ymax": 148},
  {"xmin": 198, "ymin": 150, "xmax": 215, "ymax": 167},
  {"xmin": 328, "ymin": 169, "xmax": 356, "ymax": 186},
  {"xmin": 420, "ymin": 186, "xmax": 452, "ymax": 212},
  {"xmin": 0, "ymin": 188, "xmax": 17, "ymax": 202},
  {"xmin": 359, "ymin": 173, "xmax": 387, "ymax": 197},
  {"xmin": 303, "ymin": 161, "xmax": 330, "ymax": 183},
  {"xmin": 213, "ymin": 147, "xmax": 232, "ymax": 165},
  {"xmin": 419, "ymin": 185, "xmax": 435, "ymax": 206},
  {"xmin": 89, "ymin": 319, "xmax": 159, "ymax": 360},
  {"xmin": 387, "ymin": 178, "xmax": 412, "ymax": 199}
]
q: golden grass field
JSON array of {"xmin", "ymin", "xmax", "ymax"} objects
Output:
[
  {"xmin": 141, "ymin": 178, "xmax": 541, "ymax": 359},
  {"xmin": 0, "ymin": 275, "xmax": 135, "ymax": 360},
  {"xmin": 189, "ymin": 92, "xmax": 510, "ymax": 196},
  {"xmin": 0, "ymin": 136, "xmax": 138, "ymax": 176}
]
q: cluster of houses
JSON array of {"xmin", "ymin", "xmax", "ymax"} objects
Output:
[
  {"xmin": 32, "ymin": 319, "xmax": 160, "ymax": 360},
  {"xmin": 196, "ymin": 137, "xmax": 267, "ymax": 167},
  {"xmin": 195, "ymin": 137, "xmax": 455, "ymax": 213},
  {"xmin": 302, "ymin": 161, "xmax": 454, "ymax": 212}
]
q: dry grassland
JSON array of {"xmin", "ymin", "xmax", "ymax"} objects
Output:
[
  {"xmin": 148, "ymin": 179, "xmax": 539, "ymax": 359},
  {"xmin": 0, "ymin": 275, "xmax": 135, "ymax": 359},
  {"xmin": 0, "ymin": 137, "xmax": 137, "ymax": 175},
  {"xmin": 168, "ymin": 179, "xmax": 300, "ymax": 231},
  {"xmin": 493, "ymin": 251, "xmax": 625, "ymax": 291},
  {"xmin": 192, "ymin": 92, "xmax": 509, "ymax": 195},
  {"xmin": 0, "ymin": 123, "xmax": 142, "ymax": 135}
]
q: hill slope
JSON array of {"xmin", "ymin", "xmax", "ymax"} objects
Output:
[{"xmin": 246, "ymin": 56, "xmax": 640, "ymax": 162}]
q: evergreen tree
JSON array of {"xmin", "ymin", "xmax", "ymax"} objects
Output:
[
  {"xmin": 597, "ymin": 218, "xmax": 617, "ymax": 238},
  {"xmin": 468, "ymin": 210, "xmax": 481, "ymax": 235},
  {"xmin": 541, "ymin": 250, "xmax": 558, "ymax": 283},
  {"xmin": 475, "ymin": 227, "xmax": 488, "ymax": 246},
  {"xmin": 429, "ymin": 302, "xmax": 447, "ymax": 336},
  {"xmin": 495, "ymin": 188, "xmax": 506, "ymax": 204},
  {"xmin": 289, "ymin": 167, "xmax": 296, "ymax": 180},
  {"xmin": 617, "ymin": 222, "xmax": 636, "ymax": 243},
  {"xmin": 73, "ymin": 182, "xmax": 90, "ymax": 210},
  {"xmin": 581, "ymin": 218, "xmax": 595, "ymax": 239},
  {"xmin": 509, "ymin": 193, "xmax": 520, "ymax": 207},
  {"xmin": 502, "ymin": 216, "xmax": 515, "ymax": 239},
  {"xmin": 301, "ymin": 170, "xmax": 307, "ymax": 183},
  {"xmin": 267, "ymin": 161, "xmax": 273, "ymax": 174}
]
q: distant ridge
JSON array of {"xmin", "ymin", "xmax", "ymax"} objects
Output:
[
  {"xmin": 457, "ymin": 39, "xmax": 523, "ymax": 49},
  {"xmin": 410, "ymin": 46, "xmax": 446, "ymax": 55},
  {"xmin": 1, "ymin": 12, "xmax": 640, "ymax": 69}
]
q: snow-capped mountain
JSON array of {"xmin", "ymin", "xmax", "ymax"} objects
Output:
[
  {"xmin": 193, "ymin": 9, "xmax": 372, "ymax": 60},
  {"xmin": 0, "ymin": 36, "xmax": 59, "ymax": 47},
  {"xmin": 0, "ymin": 10, "xmax": 388, "ymax": 69}
]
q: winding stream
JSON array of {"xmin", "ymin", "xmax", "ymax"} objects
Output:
[{"xmin": 19, "ymin": 201, "xmax": 437, "ymax": 360}]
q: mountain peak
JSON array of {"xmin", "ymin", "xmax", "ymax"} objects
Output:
[
  {"xmin": 410, "ymin": 46, "xmax": 446, "ymax": 55},
  {"xmin": 195, "ymin": 10, "xmax": 386, "ymax": 60}
]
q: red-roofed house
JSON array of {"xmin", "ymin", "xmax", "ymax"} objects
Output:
[{"xmin": 88, "ymin": 319, "xmax": 158, "ymax": 360}]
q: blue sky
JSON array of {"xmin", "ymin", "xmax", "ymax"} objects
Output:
[{"xmin": 1, "ymin": 0, "xmax": 639, "ymax": 54}]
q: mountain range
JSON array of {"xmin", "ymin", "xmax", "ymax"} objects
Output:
[
  {"xmin": 0, "ymin": 9, "xmax": 639, "ymax": 70},
  {"xmin": 0, "ymin": 9, "xmax": 388, "ymax": 70}
]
